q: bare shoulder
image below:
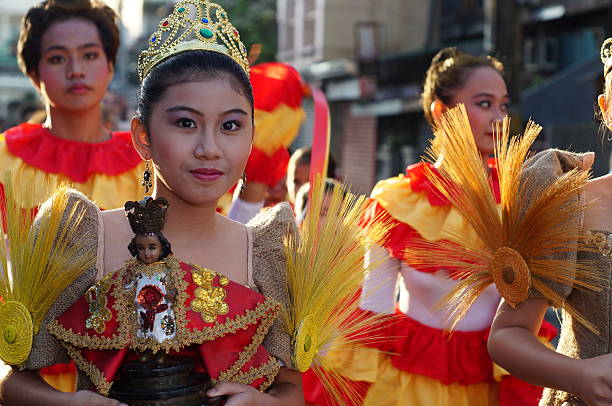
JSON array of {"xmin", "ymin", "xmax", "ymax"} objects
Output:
[
  {"xmin": 584, "ymin": 173, "xmax": 612, "ymax": 232},
  {"xmin": 100, "ymin": 208, "xmax": 133, "ymax": 274}
]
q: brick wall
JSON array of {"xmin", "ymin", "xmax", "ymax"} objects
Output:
[{"xmin": 341, "ymin": 111, "xmax": 377, "ymax": 196}]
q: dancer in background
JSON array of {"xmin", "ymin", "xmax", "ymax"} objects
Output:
[
  {"xmin": 0, "ymin": 0, "xmax": 144, "ymax": 392},
  {"xmin": 304, "ymin": 47, "xmax": 555, "ymax": 406},
  {"xmin": 227, "ymin": 62, "xmax": 306, "ymax": 222}
]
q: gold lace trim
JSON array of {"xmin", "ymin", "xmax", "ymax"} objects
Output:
[
  {"xmin": 231, "ymin": 357, "xmax": 280, "ymax": 391},
  {"xmin": 62, "ymin": 342, "xmax": 112, "ymax": 396},
  {"xmin": 585, "ymin": 230, "xmax": 612, "ymax": 256},
  {"xmin": 217, "ymin": 299, "xmax": 278, "ymax": 382}
]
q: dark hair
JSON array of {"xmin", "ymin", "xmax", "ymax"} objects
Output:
[
  {"xmin": 128, "ymin": 231, "xmax": 173, "ymax": 260},
  {"xmin": 17, "ymin": 0, "xmax": 120, "ymax": 76},
  {"xmin": 288, "ymin": 147, "xmax": 337, "ymax": 178},
  {"xmin": 421, "ymin": 47, "xmax": 504, "ymax": 125},
  {"xmin": 137, "ymin": 50, "xmax": 254, "ymax": 131}
]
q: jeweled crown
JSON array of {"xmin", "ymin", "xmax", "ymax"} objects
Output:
[
  {"xmin": 601, "ymin": 37, "xmax": 612, "ymax": 75},
  {"xmin": 137, "ymin": 0, "xmax": 249, "ymax": 82}
]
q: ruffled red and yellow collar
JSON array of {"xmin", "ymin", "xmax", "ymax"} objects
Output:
[{"xmin": 3, "ymin": 123, "xmax": 142, "ymax": 183}]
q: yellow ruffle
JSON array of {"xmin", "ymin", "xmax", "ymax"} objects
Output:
[
  {"xmin": 320, "ymin": 346, "xmax": 497, "ymax": 406},
  {"xmin": 253, "ymin": 105, "xmax": 305, "ymax": 155},
  {"xmin": 371, "ymin": 175, "xmax": 492, "ymax": 244},
  {"xmin": 0, "ymin": 141, "xmax": 145, "ymax": 210},
  {"xmin": 363, "ymin": 355, "xmax": 497, "ymax": 406}
]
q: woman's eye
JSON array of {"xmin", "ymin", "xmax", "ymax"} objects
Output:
[
  {"xmin": 501, "ymin": 103, "xmax": 510, "ymax": 112},
  {"xmin": 47, "ymin": 55, "xmax": 65, "ymax": 64},
  {"xmin": 477, "ymin": 100, "xmax": 492, "ymax": 108},
  {"xmin": 222, "ymin": 120, "xmax": 240, "ymax": 131},
  {"xmin": 176, "ymin": 118, "xmax": 196, "ymax": 128},
  {"xmin": 84, "ymin": 52, "xmax": 99, "ymax": 60}
]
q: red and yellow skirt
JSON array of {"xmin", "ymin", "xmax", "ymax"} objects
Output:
[{"xmin": 303, "ymin": 310, "xmax": 557, "ymax": 406}]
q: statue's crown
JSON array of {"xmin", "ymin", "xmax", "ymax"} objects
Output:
[
  {"xmin": 137, "ymin": 0, "xmax": 249, "ymax": 82},
  {"xmin": 125, "ymin": 197, "xmax": 169, "ymax": 235}
]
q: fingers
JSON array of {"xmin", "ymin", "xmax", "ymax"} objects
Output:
[{"xmin": 207, "ymin": 381, "xmax": 249, "ymax": 397}]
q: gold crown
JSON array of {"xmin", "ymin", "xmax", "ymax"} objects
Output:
[
  {"xmin": 137, "ymin": 0, "xmax": 249, "ymax": 82},
  {"xmin": 601, "ymin": 37, "xmax": 612, "ymax": 75}
]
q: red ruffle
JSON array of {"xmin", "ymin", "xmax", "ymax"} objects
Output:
[
  {"xmin": 406, "ymin": 159, "xmax": 500, "ymax": 207},
  {"xmin": 4, "ymin": 123, "xmax": 142, "ymax": 183},
  {"xmin": 251, "ymin": 62, "xmax": 304, "ymax": 111},
  {"xmin": 356, "ymin": 309, "xmax": 557, "ymax": 386},
  {"xmin": 382, "ymin": 310, "xmax": 493, "ymax": 385},
  {"xmin": 244, "ymin": 146, "xmax": 290, "ymax": 187}
]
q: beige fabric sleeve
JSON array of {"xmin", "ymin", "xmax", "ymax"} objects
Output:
[
  {"xmin": 521, "ymin": 149, "xmax": 587, "ymax": 303},
  {"xmin": 248, "ymin": 202, "xmax": 296, "ymax": 369},
  {"xmin": 25, "ymin": 190, "xmax": 99, "ymax": 370}
]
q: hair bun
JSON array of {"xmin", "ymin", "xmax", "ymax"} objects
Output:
[{"xmin": 431, "ymin": 47, "xmax": 460, "ymax": 65}]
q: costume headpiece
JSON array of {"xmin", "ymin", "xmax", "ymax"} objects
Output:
[
  {"xmin": 137, "ymin": 0, "xmax": 249, "ymax": 82},
  {"xmin": 125, "ymin": 197, "xmax": 169, "ymax": 235},
  {"xmin": 601, "ymin": 37, "xmax": 612, "ymax": 75}
]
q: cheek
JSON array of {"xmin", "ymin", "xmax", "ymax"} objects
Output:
[
  {"xmin": 465, "ymin": 107, "xmax": 489, "ymax": 134},
  {"xmin": 37, "ymin": 66, "xmax": 64, "ymax": 96}
]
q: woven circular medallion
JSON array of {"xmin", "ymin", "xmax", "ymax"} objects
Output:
[
  {"xmin": 0, "ymin": 301, "xmax": 33, "ymax": 366},
  {"xmin": 293, "ymin": 314, "xmax": 318, "ymax": 372},
  {"xmin": 492, "ymin": 247, "xmax": 530, "ymax": 308}
]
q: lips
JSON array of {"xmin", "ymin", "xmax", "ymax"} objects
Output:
[
  {"xmin": 67, "ymin": 83, "xmax": 91, "ymax": 94},
  {"xmin": 190, "ymin": 168, "xmax": 224, "ymax": 182}
]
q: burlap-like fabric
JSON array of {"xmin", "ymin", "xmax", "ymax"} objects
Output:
[
  {"xmin": 248, "ymin": 202, "xmax": 296, "ymax": 370},
  {"xmin": 25, "ymin": 190, "xmax": 99, "ymax": 370},
  {"xmin": 522, "ymin": 149, "xmax": 585, "ymax": 302},
  {"xmin": 521, "ymin": 149, "xmax": 611, "ymax": 406}
]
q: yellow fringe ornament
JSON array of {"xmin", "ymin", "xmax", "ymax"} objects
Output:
[
  {"xmin": 404, "ymin": 105, "xmax": 603, "ymax": 332},
  {"xmin": 0, "ymin": 171, "xmax": 95, "ymax": 366},
  {"xmin": 283, "ymin": 174, "xmax": 393, "ymax": 406}
]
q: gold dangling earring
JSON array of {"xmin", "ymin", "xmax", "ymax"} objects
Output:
[
  {"xmin": 240, "ymin": 172, "xmax": 247, "ymax": 195},
  {"xmin": 142, "ymin": 160, "xmax": 153, "ymax": 194}
]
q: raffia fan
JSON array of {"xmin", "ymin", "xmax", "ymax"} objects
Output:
[
  {"xmin": 282, "ymin": 174, "xmax": 394, "ymax": 406},
  {"xmin": 404, "ymin": 104, "xmax": 603, "ymax": 333},
  {"xmin": 0, "ymin": 171, "xmax": 95, "ymax": 367}
]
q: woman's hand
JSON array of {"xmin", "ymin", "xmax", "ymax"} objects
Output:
[
  {"xmin": 69, "ymin": 390, "xmax": 127, "ymax": 406},
  {"xmin": 207, "ymin": 382, "xmax": 280, "ymax": 406},
  {"xmin": 574, "ymin": 354, "xmax": 612, "ymax": 406}
]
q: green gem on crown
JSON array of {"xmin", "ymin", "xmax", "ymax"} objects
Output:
[{"xmin": 199, "ymin": 28, "xmax": 213, "ymax": 39}]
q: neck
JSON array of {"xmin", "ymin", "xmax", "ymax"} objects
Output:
[
  {"xmin": 43, "ymin": 104, "xmax": 109, "ymax": 143},
  {"xmin": 152, "ymin": 181, "xmax": 220, "ymax": 244}
]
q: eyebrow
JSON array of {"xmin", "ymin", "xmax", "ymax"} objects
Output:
[
  {"xmin": 472, "ymin": 92, "xmax": 509, "ymax": 99},
  {"xmin": 165, "ymin": 106, "xmax": 248, "ymax": 116},
  {"xmin": 43, "ymin": 43, "xmax": 102, "ymax": 53}
]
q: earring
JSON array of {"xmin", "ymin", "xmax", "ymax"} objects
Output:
[
  {"xmin": 142, "ymin": 160, "xmax": 153, "ymax": 194},
  {"xmin": 240, "ymin": 172, "xmax": 247, "ymax": 195}
]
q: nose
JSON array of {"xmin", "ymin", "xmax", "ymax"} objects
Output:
[
  {"xmin": 67, "ymin": 56, "xmax": 85, "ymax": 79},
  {"xmin": 492, "ymin": 105, "xmax": 505, "ymax": 122},
  {"xmin": 194, "ymin": 126, "xmax": 222, "ymax": 160}
]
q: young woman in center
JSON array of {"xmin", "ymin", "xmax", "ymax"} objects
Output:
[{"xmin": 0, "ymin": 2, "xmax": 303, "ymax": 405}]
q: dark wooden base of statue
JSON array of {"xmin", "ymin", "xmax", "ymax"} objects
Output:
[{"xmin": 109, "ymin": 356, "xmax": 223, "ymax": 406}]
